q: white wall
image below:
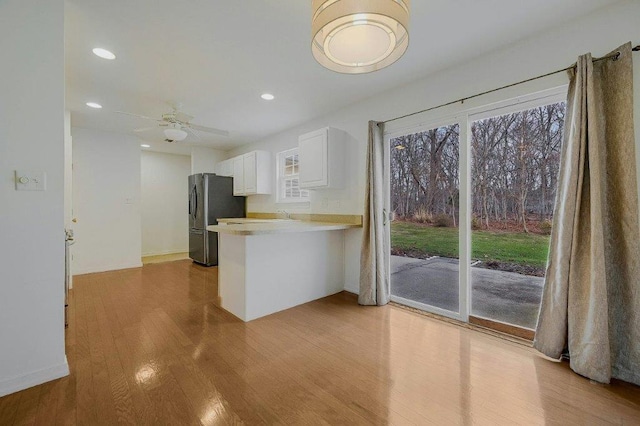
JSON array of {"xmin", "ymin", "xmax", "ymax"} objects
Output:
[
  {"xmin": 64, "ymin": 111, "xmax": 73, "ymax": 288},
  {"xmin": 0, "ymin": 0, "xmax": 68, "ymax": 396},
  {"xmin": 71, "ymin": 128, "xmax": 142, "ymax": 274},
  {"xmin": 227, "ymin": 0, "xmax": 640, "ymax": 293},
  {"xmin": 190, "ymin": 146, "xmax": 227, "ymax": 174},
  {"xmin": 64, "ymin": 111, "xmax": 73, "ymax": 229},
  {"xmin": 141, "ymin": 151, "xmax": 191, "ymax": 256}
]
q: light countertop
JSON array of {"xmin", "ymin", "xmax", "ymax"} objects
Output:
[
  {"xmin": 217, "ymin": 218, "xmax": 298, "ymax": 224},
  {"xmin": 207, "ymin": 218, "xmax": 360, "ymax": 235}
]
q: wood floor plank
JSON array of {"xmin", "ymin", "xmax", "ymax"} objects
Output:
[
  {"xmin": 12, "ymin": 385, "xmax": 41, "ymax": 426},
  {"xmin": 84, "ymin": 276, "xmax": 120, "ymax": 426},
  {"xmin": 93, "ymin": 277, "xmax": 139, "ymax": 426},
  {"xmin": 32, "ymin": 381, "xmax": 60, "ymax": 426},
  {"xmin": 71, "ymin": 277, "xmax": 97, "ymax": 426},
  {"xmin": 0, "ymin": 390, "xmax": 21, "ymax": 425},
  {"xmin": 1, "ymin": 259, "xmax": 639, "ymax": 425}
]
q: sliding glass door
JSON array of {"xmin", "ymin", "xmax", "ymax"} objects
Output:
[
  {"xmin": 386, "ymin": 88, "xmax": 567, "ymax": 337},
  {"xmin": 387, "ymin": 122, "xmax": 463, "ymax": 319},
  {"xmin": 468, "ymin": 101, "xmax": 565, "ymax": 337}
]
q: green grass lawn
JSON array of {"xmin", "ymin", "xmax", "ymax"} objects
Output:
[{"xmin": 391, "ymin": 221, "xmax": 550, "ymax": 268}]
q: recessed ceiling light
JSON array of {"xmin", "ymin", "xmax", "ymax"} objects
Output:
[
  {"xmin": 86, "ymin": 102, "xmax": 102, "ymax": 109},
  {"xmin": 261, "ymin": 93, "xmax": 275, "ymax": 101},
  {"xmin": 92, "ymin": 47, "xmax": 116, "ymax": 60},
  {"xmin": 141, "ymin": 144, "xmax": 151, "ymax": 148}
]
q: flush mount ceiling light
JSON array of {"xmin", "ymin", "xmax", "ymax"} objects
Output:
[
  {"xmin": 140, "ymin": 144, "xmax": 151, "ymax": 148},
  {"xmin": 164, "ymin": 123, "xmax": 188, "ymax": 142},
  {"xmin": 92, "ymin": 47, "xmax": 116, "ymax": 60},
  {"xmin": 261, "ymin": 93, "xmax": 275, "ymax": 100},
  {"xmin": 85, "ymin": 102, "xmax": 102, "ymax": 109},
  {"xmin": 311, "ymin": 0, "xmax": 410, "ymax": 74}
]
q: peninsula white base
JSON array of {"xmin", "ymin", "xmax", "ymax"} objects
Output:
[{"xmin": 218, "ymin": 231, "xmax": 345, "ymax": 321}]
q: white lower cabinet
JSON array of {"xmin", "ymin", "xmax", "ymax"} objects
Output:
[{"xmin": 228, "ymin": 150, "xmax": 271, "ymax": 196}]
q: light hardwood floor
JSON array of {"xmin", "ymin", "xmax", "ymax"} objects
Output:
[{"xmin": 1, "ymin": 259, "xmax": 639, "ymax": 425}]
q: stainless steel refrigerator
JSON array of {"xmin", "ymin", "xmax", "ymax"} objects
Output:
[{"xmin": 188, "ymin": 173, "xmax": 245, "ymax": 266}]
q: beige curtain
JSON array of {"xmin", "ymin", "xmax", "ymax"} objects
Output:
[
  {"xmin": 359, "ymin": 121, "xmax": 390, "ymax": 305},
  {"xmin": 534, "ymin": 43, "xmax": 640, "ymax": 385}
]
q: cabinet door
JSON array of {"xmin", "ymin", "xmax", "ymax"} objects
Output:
[
  {"xmin": 232, "ymin": 156, "xmax": 244, "ymax": 195},
  {"xmin": 224, "ymin": 160, "xmax": 234, "ymax": 177},
  {"xmin": 243, "ymin": 152, "xmax": 257, "ymax": 194},
  {"xmin": 226, "ymin": 160, "xmax": 235, "ymax": 177},
  {"xmin": 215, "ymin": 159, "xmax": 231, "ymax": 177},
  {"xmin": 299, "ymin": 129, "xmax": 328, "ymax": 188}
]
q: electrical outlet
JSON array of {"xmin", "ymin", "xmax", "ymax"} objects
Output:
[{"xmin": 14, "ymin": 171, "xmax": 47, "ymax": 191}]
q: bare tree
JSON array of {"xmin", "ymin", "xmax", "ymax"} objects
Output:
[{"xmin": 390, "ymin": 101, "xmax": 565, "ymax": 232}]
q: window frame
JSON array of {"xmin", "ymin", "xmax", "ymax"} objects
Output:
[{"xmin": 276, "ymin": 147, "xmax": 310, "ymax": 204}]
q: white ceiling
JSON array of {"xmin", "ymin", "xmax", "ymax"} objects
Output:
[{"xmin": 66, "ymin": 0, "xmax": 621, "ymax": 152}]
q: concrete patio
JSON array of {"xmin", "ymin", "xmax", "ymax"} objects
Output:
[{"xmin": 390, "ymin": 255, "xmax": 544, "ymax": 329}]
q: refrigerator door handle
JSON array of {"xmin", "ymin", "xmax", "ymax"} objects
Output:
[
  {"xmin": 193, "ymin": 186, "xmax": 198, "ymax": 220},
  {"xmin": 189, "ymin": 185, "xmax": 197, "ymax": 220}
]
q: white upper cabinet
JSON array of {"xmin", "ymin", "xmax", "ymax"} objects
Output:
[
  {"xmin": 243, "ymin": 151, "xmax": 257, "ymax": 194},
  {"xmin": 232, "ymin": 156, "xmax": 244, "ymax": 195},
  {"xmin": 215, "ymin": 159, "xmax": 234, "ymax": 177},
  {"xmin": 299, "ymin": 127, "xmax": 345, "ymax": 189},
  {"xmin": 231, "ymin": 150, "xmax": 271, "ymax": 196}
]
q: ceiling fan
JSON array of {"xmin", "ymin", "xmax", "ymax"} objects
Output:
[{"xmin": 115, "ymin": 104, "xmax": 229, "ymax": 142}]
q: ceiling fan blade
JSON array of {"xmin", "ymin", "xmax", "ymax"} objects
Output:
[
  {"xmin": 175, "ymin": 111, "xmax": 194, "ymax": 123},
  {"xmin": 115, "ymin": 111, "xmax": 163, "ymax": 122},
  {"xmin": 184, "ymin": 127, "xmax": 201, "ymax": 141},
  {"xmin": 189, "ymin": 124, "xmax": 229, "ymax": 137},
  {"xmin": 133, "ymin": 126, "xmax": 158, "ymax": 133}
]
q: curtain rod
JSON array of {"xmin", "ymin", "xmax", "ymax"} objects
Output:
[{"xmin": 382, "ymin": 45, "xmax": 640, "ymax": 125}]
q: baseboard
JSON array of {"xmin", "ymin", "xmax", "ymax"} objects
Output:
[
  {"xmin": 0, "ymin": 358, "xmax": 69, "ymax": 397},
  {"xmin": 73, "ymin": 261, "xmax": 143, "ymax": 276},
  {"xmin": 141, "ymin": 249, "xmax": 188, "ymax": 257}
]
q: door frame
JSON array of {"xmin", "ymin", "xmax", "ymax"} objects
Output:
[{"xmin": 384, "ymin": 113, "xmax": 469, "ymax": 322}]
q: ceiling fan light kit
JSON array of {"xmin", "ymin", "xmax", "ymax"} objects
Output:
[
  {"xmin": 164, "ymin": 124, "xmax": 188, "ymax": 142},
  {"xmin": 311, "ymin": 0, "xmax": 410, "ymax": 74}
]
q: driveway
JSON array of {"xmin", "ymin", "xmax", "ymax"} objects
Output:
[{"xmin": 390, "ymin": 256, "xmax": 544, "ymax": 330}]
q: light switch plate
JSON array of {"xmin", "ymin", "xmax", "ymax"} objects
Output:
[{"xmin": 14, "ymin": 170, "xmax": 47, "ymax": 191}]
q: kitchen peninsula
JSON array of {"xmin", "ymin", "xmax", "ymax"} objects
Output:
[{"xmin": 207, "ymin": 215, "xmax": 361, "ymax": 321}]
